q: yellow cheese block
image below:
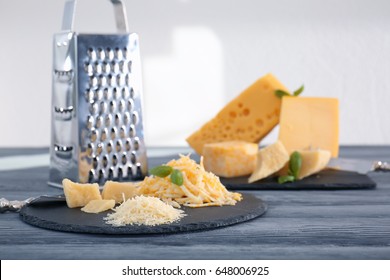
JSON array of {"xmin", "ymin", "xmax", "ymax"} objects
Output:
[
  {"xmin": 62, "ymin": 179, "xmax": 102, "ymax": 208},
  {"xmin": 202, "ymin": 141, "xmax": 258, "ymax": 178},
  {"xmin": 279, "ymin": 149, "xmax": 332, "ymax": 179},
  {"xmin": 278, "ymin": 97, "xmax": 339, "ymax": 157},
  {"xmin": 187, "ymin": 73, "xmax": 289, "ymax": 155},
  {"xmin": 248, "ymin": 140, "xmax": 289, "ymax": 183},
  {"xmin": 81, "ymin": 199, "xmax": 116, "ymax": 213},
  {"xmin": 102, "ymin": 181, "xmax": 138, "ymax": 204}
]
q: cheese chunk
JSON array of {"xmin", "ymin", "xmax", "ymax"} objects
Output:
[
  {"xmin": 248, "ymin": 141, "xmax": 289, "ymax": 183},
  {"xmin": 102, "ymin": 181, "xmax": 138, "ymax": 204},
  {"xmin": 187, "ymin": 73, "xmax": 289, "ymax": 155},
  {"xmin": 278, "ymin": 97, "xmax": 339, "ymax": 157},
  {"xmin": 202, "ymin": 141, "xmax": 258, "ymax": 178},
  {"xmin": 81, "ymin": 199, "xmax": 115, "ymax": 213},
  {"xmin": 279, "ymin": 149, "xmax": 332, "ymax": 179},
  {"xmin": 62, "ymin": 179, "xmax": 102, "ymax": 208}
]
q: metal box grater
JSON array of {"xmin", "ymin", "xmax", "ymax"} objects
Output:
[{"xmin": 49, "ymin": 0, "xmax": 147, "ymax": 188}]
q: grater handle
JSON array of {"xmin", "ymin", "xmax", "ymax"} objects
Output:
[{"xmin": 61, "ymin": 0, "xmax": 129, "ymax": 33}]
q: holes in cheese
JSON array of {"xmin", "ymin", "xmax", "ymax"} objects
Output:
[
  {"xmin": 248, "ymin": 141, "xmax": 290, "ymax": 183},
  {"xmin": 102, "ymin": 180, "xmax": 138, "ymax": 204},
  {"xmin": 278, "ymin": 97, "xmax": 339, "ymax": 157},
  {"xmin": 62, "ymin": 178, "xmax": 102, "ymax": 208},
  {"xmin": 186, "ymin": 73, "xmax": 289, "ymax": 155},
  {"xmin": 81, "ymin": 199, "xmax": 115, "ymax": 213},
  {"xmin": 278, "ymin": 149, "xmax": 332, "ymax": 180},
  {"xmin": 202, "ymin": 141, "xmax": 258, "ymax": 178}
]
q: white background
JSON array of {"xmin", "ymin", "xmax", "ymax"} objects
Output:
[{"xmin": 0, "ymin": 0, "xmax": 389, "ymax": 147}]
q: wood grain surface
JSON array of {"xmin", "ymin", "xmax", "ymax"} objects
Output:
[{"xmin": 1, "ymin": 146, "xmax": 390, "ymax": 260}]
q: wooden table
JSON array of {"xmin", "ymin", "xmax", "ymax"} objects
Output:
[{"xmin": 1, "ymin": 146, "xmax": 389, "ymax": 260}]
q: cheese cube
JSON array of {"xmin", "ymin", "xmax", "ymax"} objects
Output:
[
  {"xmin": 102, "ymin": 181, "xmax": 138, "ymax": 204},
  {"xmin": 278, "ymin": 97, "xmax": 339, "ymax": 157},
  {"xmin": 279, "ymin": 149, "xmax": 332, "ymax": 179},
  {"xmin": 81, "ymin": 199, "xmax": 116, "ymax": 213},
  {"xmin": 187, "ymin": 73, "xmax": 289, "ymax": 155},
  {"xmin": 202, "ymin": 141, "xmax": 258, "ymax": 178},
  {"xmin": 62, "ymin": 179, "xmax": 102, "ymax": 208},
  {"xmin": 248, "ymin": 141, "xmax": 289, "ymax": 183}
]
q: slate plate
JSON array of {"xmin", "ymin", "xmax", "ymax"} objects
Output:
[
  {"xmin": 149, "ymin": 156, "xmax": 376, "ymax": 190},
  {"xmin": 19, "ymin": 194, "xmax": 267, "ymax": 235}
]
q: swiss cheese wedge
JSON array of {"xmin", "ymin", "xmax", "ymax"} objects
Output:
[{"xmin": 187, "ymin": 73, "xmax": 289, "ymax": 155}]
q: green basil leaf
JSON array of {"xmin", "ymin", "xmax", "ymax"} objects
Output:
[
  {"xmin": 149, "ymin": 165, "xmax": 173, "ymax": 177},
  {"xmin": 170, "ymin": 169, "xmax": 184, "ymax": 186},
  {"xmin": 278, "ymin": 175, "xmax": 295, "ymax": 184},
  {"xmin": 293, "ymin": 85, "xmax": 304, "ymax": 96},
  {"xmin": 274, "ymin": 89, "xmax": 291, "ymax": 99},
  {"xmin": 289, "ymin": 151, "xmax": 302, "ymax": 179}
]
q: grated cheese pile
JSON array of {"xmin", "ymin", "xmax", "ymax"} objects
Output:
[
  {"xmin": 104, "ymin": 195, "xmax": 186, "ymax": 226},
  {"xmin": 137, "ymin": 155, "xmax": 242, "ymax": 208}
]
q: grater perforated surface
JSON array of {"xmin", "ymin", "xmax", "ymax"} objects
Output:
[{"xmin": 77, "ymin": 34, "xmax": 147, "ymax": 184}]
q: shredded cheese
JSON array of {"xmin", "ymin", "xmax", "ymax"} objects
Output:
[
  {"xmin": 104, "ymin": 195, "xmax": 186, "ymax": 226},
  {"xmin": 137, "ymin": 155, "xmax": 242, "ymax": 208}
]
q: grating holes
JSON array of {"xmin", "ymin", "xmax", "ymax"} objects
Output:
[
  {"xmin": 130, "ymin": 87, "xmax": 135, "ymax": 98},
  {"xmin": 124, "ymin": 112, "xmax": 130, "ymax": 125},
  {"xmin": 117, "ymin": 167, "xmax": 123, "ymax": 180},
  {"xmin": 86, "ymin": 116, "xmax": 94, "ymax": 130},
  {"xmin": 103, "ymin": 88, "xmax": 111, "ymax": 100},
  {"xmin": 120, "ymin": 126, "xmax": 126, "ymax": 138},
  {"xmin": 95, "ymin": 116, "xmax": 102, "ymax": 128},
  {"xmin": 92, "ymin": 157, "xmax": 98, "ymax": 169},
  {"xmin": 90, "ymin": 129, "xmax": 98, "ymax": 142},
  {"xmin": 108, "ymin": 168, "xmax": 114, "ymax": 180},
  {"xmin": 106, "ymin": 48, "xmax": 114, "ymax": 60},
  {"xmin": 98, "ymin": 75, "xmax": 107, "ymax": 87},
  {"xmin": 96, "ymin": 143, "xmax": 103, "ymax": 155},
  {"xmin": 109, "ymin": 100, "xmax": 116, "ymax": 113},
  {"xmin": 105, "ymin": 114, "xmax": 112, "ymax": 127},
  {"xmin": 111, "ymin": 127, "xmax": 117, "ymax": 139},
  {"xmin": 133, "ymin": 138, "xmax": 140, "ymax": 150},
  {"xmin": 87, "ymin": 143, "xmax": 94, "ymax": 157},
  {"xmin": 88, "ymin": 170, "xmax": 95, "ymax": 183},
  {"xmin": 125, "ymin": 139, "xmax": 131, "ymax": 151},
  {"xmin": 129, "ymin": 124, "xmax": 135, "ymax": 137},
  {"xmin": 121, "ymin": 153, "xmax": 127, "ymax": 165},
  {"xmin": 89, "ymin": 76, "xmax": 97, "ymax": 88},
  {"xmin": 85, "ymin": 63, "xmax": 93, "ymax": 75},
  {"xmin": 106, "ymin": 141, "xmax": 113, "ymax": 154},
  {"xmin": 128, "ymin": 61, "xmax": 132, "ymax": 73},
  {"xmin": 130, "ymin": 152, "xmax": 136, "ymax": 164},
  {"xmin": 119, "ymin": 100, "xmax": 125, "ymax": 112},
  {"xmin": 127, "ymin": 99, "xmax": 134, "ymax": 111},
  {"xmin": 116, "ymin": 140, "xmax": 122, "ymax": 152},
  {"xmin": 101, "ymin": 128, "xmax": 107, "ymax": 141},
  {"xmin": 97, "ymin": 48, "xmax": 105, "ymax": 60},
  {"xmin": 132, "ymin": 112, "xmax": 138, "ymax": 125},
  {"xmin": 99, "ymin": 101, "xmax": 107, "ymax": 114},
  {"xmin": 112, "ymin": 154, "xmax": 118, "ymax": 166},
  {"xmin": 115, "ymin": 114, "xmax": 121, "ymax": 126}
]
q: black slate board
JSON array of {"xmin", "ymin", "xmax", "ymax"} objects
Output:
[
  {"xmin": 19, "ymin": 194, "xmax": 267, "ymax": 235},
  {"xmin": 149, "ymin": 155, "xmax": 376, "ymax": 190}
]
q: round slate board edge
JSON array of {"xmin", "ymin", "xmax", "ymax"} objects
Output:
[{"xmin": 19, "ymin": 194, "xmax": 267, "ymax": 235}]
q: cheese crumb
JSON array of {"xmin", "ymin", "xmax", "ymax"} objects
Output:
[{"xmin": 104, "ymin": 196, "xmax": 186, "ymax": 226}]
